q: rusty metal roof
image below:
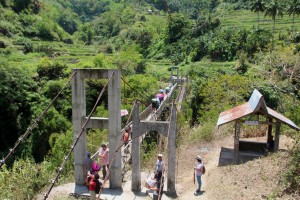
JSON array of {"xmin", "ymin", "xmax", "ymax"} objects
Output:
[{"xmin": 217, "ymin": 89, "xmax": 300, "ymax": 130}]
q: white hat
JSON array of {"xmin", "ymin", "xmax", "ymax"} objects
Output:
[
  {"xmin": 195, "ymin": 155, "xmax": 202, "ymax": 161},
  {"xmin": 158, "ymin": 154, "xmax": 163, "ymax": 157}
]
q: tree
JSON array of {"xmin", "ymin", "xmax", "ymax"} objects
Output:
[
  {"xmin": 12, "ymin": 0, "xmax": 32, "ymax": 13},
  {"xmin": 12, "ymin": 0, "xmax": 41, "ymax": 14},
  {"xmin": 166, "ymin": 14, "xmax": 190, "ymax": 44},
  {"xmin": 77, "ymin": 23, "xmax": 94, "ymax": 44},
  {"xmin": 37, "ymin": 59, "xmax": 67, "ymax": 81},
  {"xmin": 286, "ymin": 0, "xmax": 300, "ymax": 36},
  {"xmin": 250, "ymin": 0, "xmax": 266, "ymax": 30},
  {"xmin": 0, "ymin": 64, "xmax": 36, "ymax": 153},
  {"xmin": 264, "ymin": 0, "xmax": 284, "ymax": 49},
  {"xmin": 114, "ymin": 44, "xmax": 143, "ymax": 75},
  {"xmin": 58, "ymin": 10, "xmax": 79, "ymax": 34},
  {"xmin": 210, "ymin": 0, "xmax": 219, "ymax": 12}
]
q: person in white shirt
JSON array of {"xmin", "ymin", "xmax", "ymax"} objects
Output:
[{"xmin": 155, "ymin": 154, "xmax": 164, "ymax": 181}]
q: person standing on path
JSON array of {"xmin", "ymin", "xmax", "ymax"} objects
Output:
[
  {"xmin": 155, "ymin": 154, "xmax": 165, "ymax": 181},
  {"xmin": 194, "ymin": 155, "xmax": 204, "ymax": 195},
  {"xmin": 98, "ymin": 144, "xmax": 109, "ymax": 179}
]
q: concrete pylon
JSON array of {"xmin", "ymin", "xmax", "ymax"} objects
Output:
[
  {"xmin": 131, "ymin": 102, "xmax": 177, "ymax": 195},
  {"xmin": 72, "ymin": 69, "xmax": 121, "ymax": 188}
]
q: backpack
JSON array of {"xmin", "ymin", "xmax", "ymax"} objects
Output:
[
  {"xmin": 202, "ymin": 165, "xmax": 206, "ymax": 175},
  {"xmin": 94, "ymin": 179, "xmax": 102, "ymax": 194},
  {"xmin": 92, "ymin": 162, "xmax": 100, "ymax": 172}
]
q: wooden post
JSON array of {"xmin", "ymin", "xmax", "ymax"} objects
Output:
[
  {"xmin": 274, "ymin": 121, "xmax": 280, "ymax": 151},
  {"xmin": 267, "ymin": 117, "xmax": 273, "ymax": 142},
  {"xmin": 234, "ymin": 121, "xmax": 241, "ymax": 164}
]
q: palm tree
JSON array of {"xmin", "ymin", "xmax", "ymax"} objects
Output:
[
  {"xmin": 264, "ymin": 0, "xmax": 284, "ymax": 49},
  {"xmin": 250, "ymin": 0, "xmax": 266, "ymax": 30},
  {"xmin": 286, "ymin": 0, "xmax": 300, "ymax": 36}
]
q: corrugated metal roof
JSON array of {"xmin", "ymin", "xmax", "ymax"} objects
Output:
[
  {"xmin": 267, "ymin": 107, "xmax": 300, "ymax": 130},
  {"xmin": 217, "ymin": 89, "xmax": 300, "ymax": 131}
]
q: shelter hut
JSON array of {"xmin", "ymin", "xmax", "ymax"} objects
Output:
[{"xmin": 217, "ymin": 89, "xmax": 300, "ymax": 164}]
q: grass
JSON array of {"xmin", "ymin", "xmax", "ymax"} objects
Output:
[{"xmin": 186, "ymin": 60, "xmax": 237, "ymax": 76}]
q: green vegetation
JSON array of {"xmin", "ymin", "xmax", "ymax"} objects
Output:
[{"xmin": 0, "ymin": 0, "xmax": 300, "ymax": 199}]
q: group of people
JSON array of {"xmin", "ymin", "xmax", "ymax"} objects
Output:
[
  {"xmin": 85, "ymin": 143, "xmax": 110, "ymax": 200},
  {"xmin": 151, "ymin": 85, "xmax": 172, "ymax": 112},
  {"xmin": 86, "ymin": 145, "xmax": 205, "ymax": 198}
]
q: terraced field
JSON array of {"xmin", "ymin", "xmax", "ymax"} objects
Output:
[{"xmin": 219, "ymin": 9, "xmax": 300, "ymax": 34}]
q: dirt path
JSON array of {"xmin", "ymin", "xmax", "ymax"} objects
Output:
[
  {"xmin": 174, "ymin": 134, "xmax": 296, "ymax": 200},
  {"xmin": 174, "ymin": 135, "xmax": 232, "ymax": 200}
]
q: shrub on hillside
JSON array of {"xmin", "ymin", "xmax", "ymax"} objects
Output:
[
  {"xmin": 0, "ymin": 47, "xmax": 11, "ymax": 55},
  {"xmin": 12, "ymin": 0, "xmax": 41, "ymax": 14},
  {"xmin": 37, "ymin": 59, "xmax": 67, "ymax": 81},
  {"xmin": 0, "ymin": 158, "xmax": 51, "ymax": 199},
  {"xmin": 292, "ymin": 33, "xmax": 300, "ymax": 43},
  {"xmin": 48, "ymin": 131, "xmax": 74, "ymax": 174},
  {"xmin": 189, "ymin": 121, "xmax": 216, "ymax": 141},
  {"xmin": 93, "ymin": 53, "xmax": 108, "ymax": 68},
  {"xmin": 23, "ymin": 41, "xmax": 33, "ymax": 53}
]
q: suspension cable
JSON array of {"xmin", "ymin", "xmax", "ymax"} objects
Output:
[
  {"xmin": 43, "ymin": 72, "xmax": 115, "ymax": 200},
  {"xmin": 121, "ymin": 76, "xmax": 153, "ymax": 103},
  {"xmin": 0, "ymin": 71, "xmax": 77, "ymax": 169}
]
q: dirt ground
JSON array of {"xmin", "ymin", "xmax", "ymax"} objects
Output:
[
  {"xmin": 174, "ymin": 134, "xmax": 298, "ymax": 200},
  {"xmin": 37, "ymin": 133, "xmax": 298, "ymax": 200}
]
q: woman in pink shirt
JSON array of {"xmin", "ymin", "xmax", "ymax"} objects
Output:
[
  {"xmin": 194, "ymin": 155, "xmax": 204, "ymax": 195},
  {"xmin": 99, "ymin": 144, "xmax": 109, "ymax": 179}
]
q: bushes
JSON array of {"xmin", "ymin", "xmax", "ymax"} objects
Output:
[
  {"xmin": 93, "ymin": 53, "xmax": 109, "ymax": 68},
  {"xmin": 0, "ymin": 158, "xmax": 51, "ymax": 199},
  {"xmin": 189, "ymin": 121, "xmax": 216, "ymax": 142},
  {"xmin": 48, "ymin": 131, "xmax": 74, "ymax": 174},
  {"xmin": 37, "ymin": 58, "xmax": 67, "ymax": 81}
]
